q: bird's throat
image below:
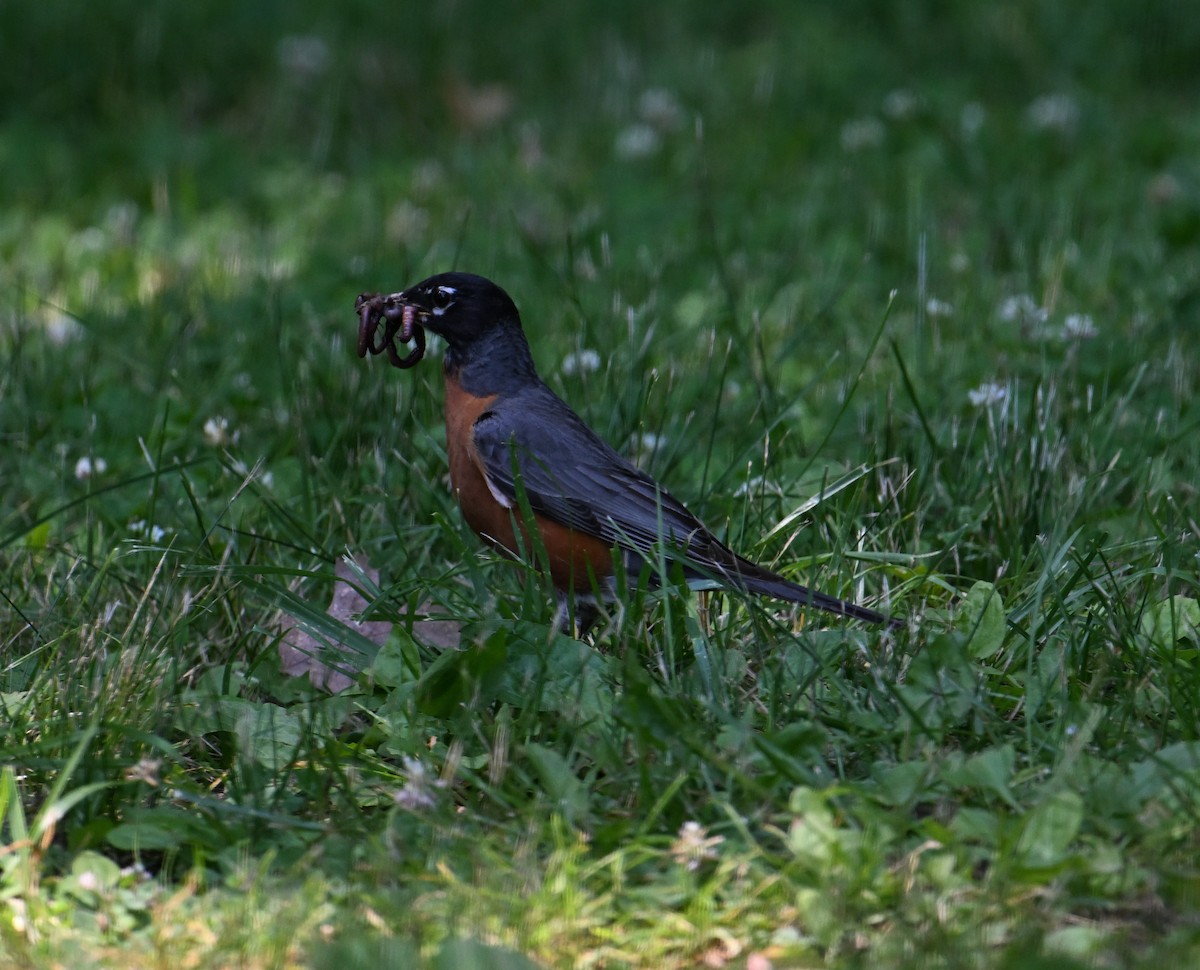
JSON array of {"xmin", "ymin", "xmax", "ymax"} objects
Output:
[{"xmin": 442, "ymin": 327, "xmax": 539, "ymax": 397}]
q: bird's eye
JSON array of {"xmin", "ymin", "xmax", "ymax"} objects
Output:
[{"xmin": 417, "ymin": 283, "xmax": 458, "ymax": 316}]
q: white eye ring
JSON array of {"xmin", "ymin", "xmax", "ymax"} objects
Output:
[{"xmin": 427, "ymin": 284, "xmax": 458, "ymax": 315}]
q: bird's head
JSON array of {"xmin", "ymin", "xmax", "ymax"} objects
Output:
[
  {"xmin": 356, "ymin": 272, "xmax": 536, "ymax": 389},
  {"xmin": 398, "ymin": 272, "xmax": 521, "ymax": 348}
]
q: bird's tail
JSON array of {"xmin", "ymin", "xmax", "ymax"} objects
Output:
[{"xmin": 720, "ymin": 554, "xmax": 902, "ymax": 629}]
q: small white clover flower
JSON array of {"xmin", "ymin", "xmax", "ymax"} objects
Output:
[
  {"xmin": 394, "ymin": 756, "xmax": 447, "ymax": 810},
  {"xmin": 1027, "ymin": 93, "xmax": 1080, "ymax": 134},
  {"xmin": 998, "ymin": 294, "xmax": 1049, "ymax": 326},
  {"xmin": 562, "ymin": 349, "xmax": 601, "ymax": 376},
  {"xmin": 638, "ymin": 88, "xmax": 684, "ymax": 130},
  {"xmin": 1148, "ymin": 172, "xmax": 1182, "ymax": 205},
  {"xmin": 670, "ymin": 821, "xmax": 725, "ymax": 871},
  {"xmin": 386, "ymin": 201, "xmax": 430, "ymax": 244},
  {"xmin": 266, "ymin": 257, "xmax": 296, "ymax": 282},
  {"xmin": 104, "ymin": 200, "xmax": 139, "ymax": 243},
  {"xmin": 276, "ymin": 35, "xmax": 330, "ymax": 79},
  {"xmin": 734, "ymin": 475, "xmax": 783, "ymax": 498},
  {"xmin": 71, "ymin": 227, "xmax": 107, "ymax": 254},
  {"xmin": 45, "ymin": 310, "xmax": 84, "ymax": 346},
  {"xmin": 203, "ymin": 416, "xmax": 230, "ymax": 447},
  {"xmin": 129, "ymin": 519, "xmax": 168, "ymax": 542},
  {"xmin": 10, "ymin": 898, "xmax": 28, "ymax": 934},
  {"xmin": 840, "ymin": 117, "xmax": 885, "ymax": 151},
  {"xmin": 124, "ymin": 757, "xmax": 163, "ymax": 786},
  {"xmin": 615, "ymin": 124, "xmax": 661, "ymax": 159},
  {"xmin": 925, "ymin": 298, "xmax": 954, "ymax": 318},
  {"xmin": 960, "ymin": 102, "xmax": 986, "ymax": 138},
  {"xmin": 74, "ymin": 456, "xmax": 107, "ymax": 480},
  {"xmin": 882, "ymin": 88, "xmax": 917, "ymax": 120},
  {"xmin": 631, "ymin": 431, "xmax": 666, "ymax": 459},
  {"xmin": 968, "ymin": 382, "xmax": 1009, "ymax": 408},
  {"xmin": 1061, "ymin": 314, "xmax": 1098, "ymax": 340},
  {"xmin": 120, "ymin": 861, "xmax": 152, "ymax": 883}
]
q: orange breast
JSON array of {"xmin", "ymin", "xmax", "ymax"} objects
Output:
[{"xmin": 443, "ymin": 376, "xmax": 615, "ymax": 592}]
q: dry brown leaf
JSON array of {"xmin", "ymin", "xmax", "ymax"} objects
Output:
[
  {"xmin": 411, "ymin": 600, "xmax": 462, "ymax": 651},
  {"xmin": 444, "ymin": 78, "xmax": 513, "ymax": 131},
  {"xmin": 278, "ymin": 558, "xmax": 392, "ymax": 693}
]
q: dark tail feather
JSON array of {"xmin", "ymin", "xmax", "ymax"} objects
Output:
[{"xmin": 725, "ymin": 556, "xmax": 903, "ymax": 629}]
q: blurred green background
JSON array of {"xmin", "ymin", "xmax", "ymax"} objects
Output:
[{"xmin": 3, "ymin": 2, "xmax": 1200, "ymax": 967}]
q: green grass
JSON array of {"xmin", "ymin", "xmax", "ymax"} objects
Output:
[{"xmin": 3, "ymin": 0, "xmax": 1200, "ymax": 966}]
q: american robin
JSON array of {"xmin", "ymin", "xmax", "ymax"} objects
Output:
[{"xmin": 357, "ymin": 272, "xmax": 901, "ymax": 632}]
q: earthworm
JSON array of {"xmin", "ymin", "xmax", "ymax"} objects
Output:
[{"xmin": 355, "ymin": 293, "xmax": 426, "ymax": 369}]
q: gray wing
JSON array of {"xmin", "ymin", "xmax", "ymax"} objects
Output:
[
  {"xmin": 471, "ymin": 385, "xmax": 898, "ymax": 626},
  {"xmin": 471, "ymin": 385, "xmax": 738, "ymax": 569}
]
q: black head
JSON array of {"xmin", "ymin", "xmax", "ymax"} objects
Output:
[
  {"xmin": 399, "ymin": 272, "xmax": 522, "ymax": 349},
  {"xmin": 397, "ymin": 272, "xmax": 538, "ymax": 393}
]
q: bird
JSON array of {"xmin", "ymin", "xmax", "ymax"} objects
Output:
[{"xmin": 356, "ymin": 271, "xmax": 901, "ymax": 634}]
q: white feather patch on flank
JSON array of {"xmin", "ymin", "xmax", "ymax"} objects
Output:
[{"xmin": 483, "ymin": 472, "xmax": 513, "ymax": 508}]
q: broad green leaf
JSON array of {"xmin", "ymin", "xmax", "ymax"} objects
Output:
[
  {"xmin": 1140, "ymin": 596, "xmax": 1200, "ymax": 648},
  {"xmin": 107, "ymin": 822, "xmax": 185, "ymax": 851},
  {"xmin": 524, "ymin": 743, "xmax": 588, "ymax": 825},
  {"xmin": 786, "ymin": 787, "xmax": 840, "ymax": 866},
  {"xmin": 1016, "ymin": 790, "xmax": 1083, "ymax": 869},
  {"xmin": 957, "ymin": 581, "xmax": 1006, "ymax": 658},
  {"xmin": 872, "ymin": 760, "xmax": 932, "ymax": 807},
  {"xmin": 435, "ymin": 938, "xmax": 543, "ymax": 970},
  {"xmin": 23, "ymin": 520, "xmax": 51, "ymax": 549},
  {"xmin": 61, "ymin": 850, "xmax": 123, "ymax": 903},
  {"xmin": 940, "ymin": 744, "xmax": 1020, "ymax": 809}
]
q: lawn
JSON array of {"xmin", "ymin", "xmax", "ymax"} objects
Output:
[{"xmin": 2, "ymin": 1, "xmax": 1200, "ymax": 967}]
